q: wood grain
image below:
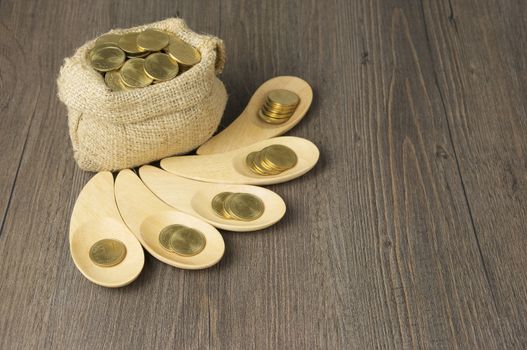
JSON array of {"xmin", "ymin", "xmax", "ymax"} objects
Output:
[
  {"xmin": 420, "ymin": 0, "xmax": 527, "ymax": 346},
  {"xmin": 0, "ymin": 0, "xmax": 525, "ymax": 348}
]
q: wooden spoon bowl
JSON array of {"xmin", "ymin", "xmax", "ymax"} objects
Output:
[
  {"xmin": 70, "ymin": 218, "xmax": 145, "ymax": 287},
  {"xmin": 115, "ymin": 169, "xmax": 225, "ymax": 270},
  {"xmin": 161, "ymin": 136, "xmax": 320, "ymax": 185},
  {"xmin": 196, "ymin": 76, "xmax": 313, "ymax": 155},
  {"xmin": 69, "ymin": 172, "xmax": 144, "ymax": 288},
  {"xmin": 139, "ymin": 211, "xmax": 225, "ymax": 269},
  {"xmin": 139, "ymin": 165, "xmax": 286, "ymax": 232}
]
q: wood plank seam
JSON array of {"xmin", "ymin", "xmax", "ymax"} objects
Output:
[
  {"xmin": 0, "ymin": 96, "xmax": 40, "ymax": 238},
  {"xmin": 446, "ymin": 0, "xmax": 459, "ymax": 34},
  {"xmin": 210, "ymin": 3, "xmax": 221, "ymax": 346},
  {"xmin": 0, "ymin": 20, "xmax": 41, "ymax": 238},
  {"xmin": 416, "ymin": 0, "xmax": 527, "ymax": 344},
  {"xmin": 416, "ymin": 0, "xmax": 500, "ymax": 311}
]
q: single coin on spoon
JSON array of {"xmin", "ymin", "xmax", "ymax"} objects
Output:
[
  {"xmin": 115, "ymin": 169, "xmax": 225, "ymax": 269},
  {"xmin": 161, "ymin": 136, "xmax": 319, "ymax": 185},
  {"xmin": 196, "ymin": 76, "xmax": 313, "ymax": 155},
  {"xmin": 139, "ymin": 165, "xmax": 286, "ymax": 232},
  {"xmin": 69, "ymin": 172, "xmax": 144, "ymax": 288}
]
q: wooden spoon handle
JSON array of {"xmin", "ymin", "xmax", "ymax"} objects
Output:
[{"xmin": 196, "ymin": 76, "xmax": 313, "ymax": 155}]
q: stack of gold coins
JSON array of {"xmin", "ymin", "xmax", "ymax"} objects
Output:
[
  {"xmin": 258, "ymin": 89, "xmax": 300, "ymax": 124},
  {"xmin": 211, "ymin": 192, "xmax": 265, "ymax": 221},
  {"xmin": 88, "ymin": 29, "xmax": 201, "ymax": 91},
  {"xmin": 158, "ymin": 224, "xmax": 206, "ymax": 257},
  {"xmin": 89, "ymin": 239, "xmax": 127, "ymax": 267},
  {"xmin": 245, "ymin": 144, "xmax": 298, "ymax": 176}
]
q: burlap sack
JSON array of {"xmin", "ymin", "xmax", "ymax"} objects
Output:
[{"xmin": 57, "ymin": 18, "xmax": 227, "ymax": 172}]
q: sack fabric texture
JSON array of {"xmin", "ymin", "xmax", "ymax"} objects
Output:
[{"xmin": 57, "ymin": 18, "xmax": 227, "ymax": 172}]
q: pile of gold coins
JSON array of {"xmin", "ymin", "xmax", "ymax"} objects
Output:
[
  {"xmin": 89, "ymin": 239, "xmax": 127, "ymax": 267},
  {"xmin": 258, "ymin": 89, "xmax": 300, "ymax": 124},
  {"xmin": 212, "ymin": 192, "xmax": 265, "ymax": 221},
  {"xmin": 246, "ymin": 144, "xmax": 298, "ymax": 176},
  {"xmin": 158, "ymin": 224, "xmax": 206, "ymax": 257},
  {"xmin": 88, "ymin": 29, "xmax": 201, "ymax": 91}
]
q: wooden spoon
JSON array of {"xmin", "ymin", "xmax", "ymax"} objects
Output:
[
  {"xmin": 196, "ymin": 76, "xmax": 313, "ymax": 155},
  {"xmin": 69, "ymin": 172, "xmax": 145, "ymax": 288},
  {"xmin": 115, "ymin": 169, "xmax": 225, "ymax": 270},
  {"xmin": 161, "ymin": 136, "xmax": 319, "ymax": 185},
  {"xmin": 139, "ymin": 165, "xmax": 286, "ymax": 232}
]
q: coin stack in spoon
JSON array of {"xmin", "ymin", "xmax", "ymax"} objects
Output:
[
  {"xmin": 246, "ymin": 144, "xmax": 298, "ymax": 176},
  {"xmin": 258, "ymin": 89, "xmax": 300, "ymax": 124},
  {"xmin": 158, "ymin": 224, "xmax": 206, "ymax": 257},
  {"xmin": 88, "ymin": 29, "xmax": 202, "ymax": 91},
  {"xmin": 211, "ymin": 192, "xmax": 265, "ymax": 221}
]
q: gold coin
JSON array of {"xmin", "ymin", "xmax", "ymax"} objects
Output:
[
  {"xmin": 258, "ymin": 109, "xmax": 289, "ymax": 124},
  {"xmin": 159, "ymin": 224, "xmax": 185, "ymax": 251},
  {"xmin": 211, "ymin": 192, "xmax": 233, "ymax": 218},
  {"xmin": 127, "ymin": 51, "xmax": 150, "ymax": 58},
  {"xmin": 261, "ymin": 145, "xmax": 298, "ymax": 170},
  {"xmin": 257, "ymin": 152, "xmax": 279, "ymax": 175},
  {"xmin": 169, "ymin": 227, "xmax": 206, "ymax": 256},
  {"xmin": 246, "ymin": 151, "xmax": 281, "ymax": 175},
  {"xmin": 224, "ymin": 193, "xmax": 265, "ymax": 221},
  {"xmin": 95, "ymin": 33, "xmax": 122, "ymax": 48},
  {"xmin": 89, "ymin": 239, "xmax": 127, "ymax": 267},
  {"xmin": 260, "ymin": 115, "xmax": 292, "ymax": 123},
  {"xmin": 104, "ymin": 70, "xmax": 131, "ymax": 91},
  {"xmin": 137, "ymin": 29, "xmax": 170, "ymax": 51},
  {"xmin": 120, "ymin": 58, "xmax": 153, "ymax": 88},
  {"xmin": 246, "ymin": 151, "xmax": 269, "ymax": 175},
  {"xmin": 267, "ymin": 89, "xmax": 300, "ymax": 107},
  {"xmin": 263, "ymin": 101, "xmax": 297, "ymax": 114},
  {"xmin": 167, "ymin": 35, "xmax": 201, "ymax": 66},
  {"xmin": 144, "ymin": 53, "xmax": 179, "ymax": 81},
  {"xmin": 256, "ymin": 151, "xmax": 283, "ymax": 174},
  {"xmin": 263, "ymin": 107, "xmax": 296, "ymax": 117},
  {"xmin": 258, "ymin": 153, "xmax": 282, "ymax": 172},
  {"xmin": 89, "ymin": 46, "xmax": 126, "ymax": 72},
  {"xmin": 260, "ymin": 117, "xmax": 288, "ymax": 125},
  {"xmin": 263, "ymin": 104, "xmax": 295, "ymax": 115},
  {"xmin": 261, "ymin": 107, "xmax": 293, "ymax": 119},
  {"xmin": 245, "ymin": 152, "xmax": 259, "ymax": 169},
  {"xmin": 118, "ymin": 32, "xmax": 145, "ymax": 54},
  {"xmin": 265, "ymin": 98, "xmax": 298, "ymax": 108},
  {"xmin": 261, "ymin": 114, "xmax": 293, "ymax": 122}
]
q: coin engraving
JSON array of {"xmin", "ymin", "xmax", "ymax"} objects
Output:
[{"xmin": 89, "ymin": 239, "xmax": 127, "ymax": 267}]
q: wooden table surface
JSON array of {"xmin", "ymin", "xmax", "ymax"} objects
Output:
[{"xmin": 1, "ymin": 0, "xmax": 526, "ymax": 349}]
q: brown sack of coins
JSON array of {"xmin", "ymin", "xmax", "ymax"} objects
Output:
[{"xmin": 57, "ymin": 18, "xmax": 227, "ymax": 172}]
